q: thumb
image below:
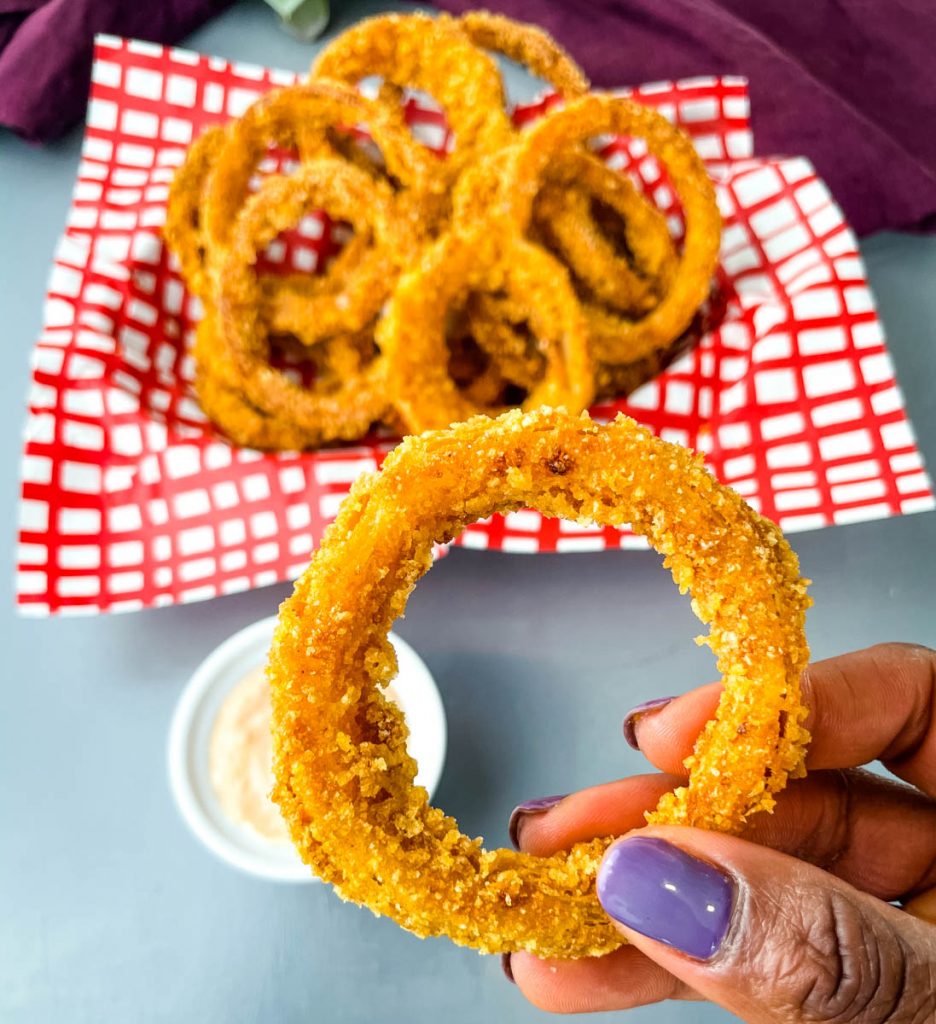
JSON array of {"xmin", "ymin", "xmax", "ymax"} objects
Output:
[{"xmin": 596, "ymin": 825, "xmax": 936, "ymax": 1024}]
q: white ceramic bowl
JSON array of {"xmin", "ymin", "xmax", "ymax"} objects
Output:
[{"xmin": 168, "ymin": 616, "xmax": 447, "ymax": 883}]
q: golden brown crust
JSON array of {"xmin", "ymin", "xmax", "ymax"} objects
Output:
[
  {"xmin": 466, "ymin": 292, "xmax": 546, "ymax": 391},
  {"xmin": 163, "ymin": 13, "xmax": 723, "ymax": 451},
  {"xmin": 311, "ymin": 12, "xmax": 513, "ymax": 181},
  {"xmin": 457, "ymin": 10, "xmax": 590, "ymax": 98},
  {"xmin": 504, "ymin": 94, "xmax": 721, "ymax": 367},
  {"xmin": 214, "ymin": 160, "xmax": 395, "ymax": 444},
  {"xmin": 193, "ymin": 313, "xmax": 382, "ymax": 450},
  {"xmin": 378, "ymin": 231, "xmax": 594, "ymax": 432},
  {"xmin": 269, "ymin": 407, "xmax": 811, "ymax": 957},
  {"xmin": 534, "ymin": 149, "xmax": 677, "ymax": 316},
  {"xmin": 201, "ymin": 79, "xmax": 436, "ymax": 254},
  {"xmin": 163, "ymin": 124, "xmax": 228, "ymax": 302}
]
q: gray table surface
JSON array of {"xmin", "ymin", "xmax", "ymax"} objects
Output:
[{"xmin": 2, "ymin": 3, "xmax": 935, "ymax": 1022}]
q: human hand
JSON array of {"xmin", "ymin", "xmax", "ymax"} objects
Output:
[{"xmin": 505, "ymin": 643, "xmax": 936, "ymax": 1021}]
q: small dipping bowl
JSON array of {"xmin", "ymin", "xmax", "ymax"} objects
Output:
[{"xmin": 168, "ymin": 615, "xmax": 447, "ymax": 882}]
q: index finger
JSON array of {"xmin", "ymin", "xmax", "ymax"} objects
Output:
[{"xmin": 630, "ymin": 643, "xmax": 936, "ymax": 797}]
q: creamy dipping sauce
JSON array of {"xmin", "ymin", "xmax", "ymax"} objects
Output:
[
  {"xmin": 209, "ymin": 666, "xmax": 289, "ymax": 844},
  {"xmin": 209, "ymin": 665, "xmax": 401, "ymax": 844}
]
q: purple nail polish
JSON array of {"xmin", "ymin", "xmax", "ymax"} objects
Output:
[
  {"xmin": 597, "ymin": 836, "xmax": 733, "ymax": 960},
  {"xmin": 507, "ymin": 794, "xmax": 566, "ymax": 849},
  {"xmin": 501, "ymin": 953, "xmax": 515, "ymax": 984},
  {"xmin": 622, "ymin": 696, "xmax": 675, "ymax": 750}
]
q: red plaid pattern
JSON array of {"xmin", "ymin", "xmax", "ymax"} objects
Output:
[{"xmin": 15, "ymin": 36, "xmax": 934, "ymax": 614}]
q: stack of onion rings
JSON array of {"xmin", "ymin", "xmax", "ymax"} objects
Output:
[
  {"xmin": 269, "ymin": 407, "xmax": 811, "ymax": 956},
  {"xmin": 164, "ymin": 10, "xmax": 722, "ymax": 450}
]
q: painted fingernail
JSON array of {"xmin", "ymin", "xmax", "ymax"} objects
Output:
[
  {"xmin": 508, "ymin": 794, "xmax": 566, "ymax": 849},
  {"xmin": 501, "ymin": 953, "xmax": 515, "ymax": 983},
  {"xmin": 597, "ymin": 836, "xmax": 733, "ymax": 960},
  {"xmin": 622, "ymin": 696, "xmax": 675, "ymax": 750}
]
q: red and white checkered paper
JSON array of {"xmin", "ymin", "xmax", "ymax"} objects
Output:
[{"xmin": 15, "ymin": 36, "xmax": 934, "ymax": 615}]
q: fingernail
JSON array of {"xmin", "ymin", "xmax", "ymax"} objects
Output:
[
  {"xmin": 501, "ymin": 953, "xmax": 515, "ymax": 983},
  {"xmin": 508, "ymin": 794, "xmax": 566, "ymax": 849},
  {"xmin": 622, "ymin": 696, "xmax": 675, "ymax": 750},
  {"xmin": 597, "ymin": 836, "xmax": 733, "ymax": 960}
]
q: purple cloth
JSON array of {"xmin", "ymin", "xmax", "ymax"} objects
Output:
[
  {"xmin": 0, "ymin": 0, "xmax": 231, "ymax": 142},
  {"xmin": 434, "ymin": 0, "xmax": 936, "ymax": 236}
]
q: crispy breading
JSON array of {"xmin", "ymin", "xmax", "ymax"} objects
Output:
[{"xmin": 269, "ymin": 408, "xmax": 811, "ymax": 957}]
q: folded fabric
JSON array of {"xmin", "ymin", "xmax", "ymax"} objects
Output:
[
  {"xmin": 0, "ymin": 0, "xmax": 232, "ymax": 143},
  {"xmin": 433, "ymin": 0, "xmax": 936, "ymax": 237}
]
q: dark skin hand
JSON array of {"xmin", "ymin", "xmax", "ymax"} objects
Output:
[{"xmin": 505, "ymin": 643, "xmax": 936, "ymax": 1021}]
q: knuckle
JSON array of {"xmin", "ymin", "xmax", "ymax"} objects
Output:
[
  {"xmin": 871, "ymin": 641, "xmax": 935, "ymax": 657},
  {"xmin": 868, "ymin": 641, "xmax": 936, "ymax": 668},
  {"xmin": 783, "ymin": 889, "xmax": 927, "ymax": 1023}
]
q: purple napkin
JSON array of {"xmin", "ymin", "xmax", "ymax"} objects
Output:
[
  {"xmin": 0, "ymin": 0, "xmax": 231, "ymax": 143},
  {"xmin": 434, "ymin": 0, "xmax": 936, "ymax": 237}
]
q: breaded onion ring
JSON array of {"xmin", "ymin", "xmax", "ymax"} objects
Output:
[
  {"xmin": 269, "ymin": 407, "xmax": 811, "ymax": 957},
  {"xmin": 466, "ymin": 292, "xmax": 545, "ymax": 391},
  {"xmin": 503, "ymin": 93, "xmax": 721, "ymax": 368},
  {"xmin": 256, "ymin": 233, "xmax": 373, "ymax": 340},
  {"xmin": 202, "ymin": 80, "xmax": 435, "ymax": 256},
  {"xmin": 257, "ymin": 235, "xmax": 385, "ymax": 346},
  {"xmin": 378, "ymin": 231, "xmax": 594, "ymax": 432},
  {"xmin": 215, "ymin": 159, "xmax": 397, "ymax": 444},
  {"xmin": 193, "ymin": 314, "xmax": 380, "ymax": 450},
  {"xmin": 163, "ymin": 124, "xmax": 227, "ymax": 301},
  {"xmin": 311, "ymin": 13, "xmax": 513, "ymax": 182},
  {"xmin": 201, "ymin": 81, "xmax": 438, "ymax": 344},
  {"xmin": 534, "ymin": 150, "xmax": 678, "ymax": 316},
  {"xmin": 457, "ymin": 10, "xmax": 589, "ymax": 99}
]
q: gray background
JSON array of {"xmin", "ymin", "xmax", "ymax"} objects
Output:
[{"xmin": 1, "ymin": 2, "xmax": 935, "ymax": 1022}]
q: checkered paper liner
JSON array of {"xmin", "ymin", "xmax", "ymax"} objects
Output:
[{"xmin": 15, "ymin": 36, "xmax": 934, "ymax": 615}]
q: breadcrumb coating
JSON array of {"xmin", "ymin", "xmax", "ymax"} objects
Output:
[
  {"xmin": 457, "ymin": 10, "xmax": 590, "ymax": 99},
  {"xmin": 311, "ymin": 12, "xmax": 513, "ymax": 183},
  {"xmin": 269, "ymin": 408, "xmax": 810, "ymax": 958}
]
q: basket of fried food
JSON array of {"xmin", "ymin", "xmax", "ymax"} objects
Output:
[{"xmin": 164, "ymin": 11, "xmax": 722, "ymax": 450}]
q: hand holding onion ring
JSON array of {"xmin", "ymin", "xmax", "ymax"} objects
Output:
[{"xmin": 269, "ymin": 407, "xmax": 810, "ymax": 957}]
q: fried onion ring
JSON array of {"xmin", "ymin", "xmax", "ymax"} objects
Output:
[
  {"xmin": 269, "ymin": 406, "xmax": 811, "ymax": 957},
  {"xmin": 215, "ymin": 159, "xmax": 396, "ymax": 444},
  {"xmin": 203, "ymin": 80, "xmax": 433, "ymax": 249},
  {"xmin": 534, "ymin": 150, "xmax": 678, "ymax": 316},
  {"xmin": 466, "ymin": 292, "xmax": 546, "ymax": 391},
  {"xmin": 193, "ymin": 313, "xmax": 381, "ymax": 450},
  {"xmin": 457, "ymin": 10, "xmax": 589, "ymax": 98},
  {"xmin": 163, "ymin": 124, "xmax": 227, "ymax": 301},
  {"xmin": 504, "ymin": 93, "xmax": 721, "ymax": 368},
  {"xmin": 378, "ymin": 230, "xmax": 594, "ymax": 432},
  {"xmin": 257, "ymin": 233, "xmax": 377, "ymax": 344},
  {"xmin": 311, "ymin": 13, "xmax": 513, "ymax": 182}
]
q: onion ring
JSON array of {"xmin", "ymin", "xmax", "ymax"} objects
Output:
[
  {"xmin": 311, "ymin": 12, "xmax": 513, "ymax": 183},
  {"xmin": 533, "ymin": 150, "xmax": 678, "ymax": 316},
  {"xmin": 215, "ymin": 159, "xmax": 397, "ymax": 444},
  {"xmin": 444, "ymin": 330, "xmax": 511, "ymax": 408},
  {"xmin": 202, "ymin": 80, "xmax": 434, "ymax": 253},
  {"xmin": 257, "ymin": 233, "xmax": 377, "ymax": 344},
  {"xmin": 200, "ymin": 80, "xmax": 436, "ymax": 348},
  {"xmin": 503, "ymin": 93, "xmax": 721, "ymax": 368},
  {"xmin": 193, "ymin": 313, "xmax": 380, "ymax": 450},
  {"xmin": 457, "ymin": 10, "xmax": 589, "ymax": 99},
  {"xmin": 269, "ymin": 406, "xmax": 811, "ymax": 957},
  {"xmin": 466, "ymin": 292, "xmax": 546, "ymax": 391},
  {"xmin": 163, "ymin": 124, "xmax": 227, "ymax": 301},
  {"xmin": 378, "ymin": 229, "xmax": 594, "ymax": 432}
]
